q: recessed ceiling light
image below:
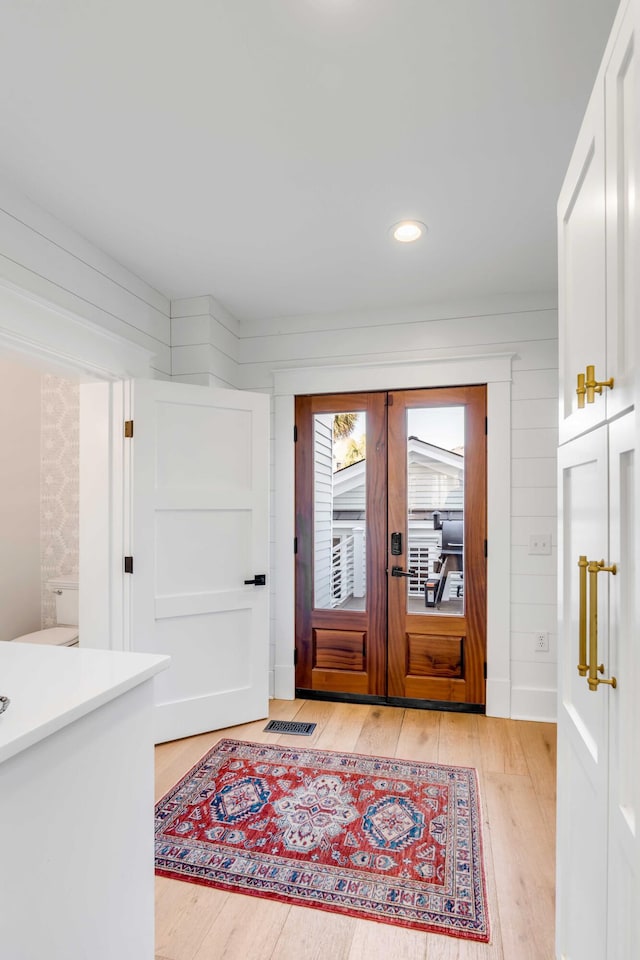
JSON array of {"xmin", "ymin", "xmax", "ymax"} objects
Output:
[{"xmin": 391, "ymin": 220, "xmax": 427, "ymax": 243}]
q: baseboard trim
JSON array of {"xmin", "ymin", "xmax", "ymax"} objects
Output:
[
  {"xmin": 510, "ymin": 686, "xmax": 557, "ymax": 723},
  {"xmin": 486, "ymin": 677, "xmax": 511, "ymax": 718},
  {"xmin": 274, "ymin": 664, "xmax": 295, "ymax": 700}
]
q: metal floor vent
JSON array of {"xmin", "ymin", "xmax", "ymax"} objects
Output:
[{"xmin": 263, "ymin": 720, "xmax": 317, "ymax": 736}]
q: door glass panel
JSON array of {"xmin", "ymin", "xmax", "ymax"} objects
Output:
[
  {"xmin": 313, "ymin": 412, "xmax": 366, "ymax": 610},
  {"xmin": 406, "ymin": 406, "xmax": 465, "ymax": 616}
]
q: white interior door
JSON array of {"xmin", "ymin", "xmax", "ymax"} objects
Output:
[
  {"xmin": 127, "ymin": 379, "xmax": 269, "ymax": 743},
  {"xmin": 607, "ymin": 411, "xmax": 639, "ymax": 956},
  {"xmin": 556, "ymin": 426, "xmax": 610, "ymax": 960}
]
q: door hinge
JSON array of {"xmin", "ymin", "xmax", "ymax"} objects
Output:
[
  {"xmin": 484, "ymin": 416, "xmax": 488, "ymax": 435},
  {"xmin": 124, "ymin": 420, "xmax": 134, "ymax": 438},
  {"xmin": 294, "ymin": 537, "xmax": 298, "ymax": 554},
  {"xmin": 293, "ymin": 425, "xmax": 298, "ymax": 442},
  {"xmin": 484, "ymin": 539, "xmax": 488, "ymax": 558},
  {"xmin": 483, "ymin": 661, "xmax": 487, "ymax": 680},
  {"xmin": 294, "ymin": 648, "xmax": 298, "ymax": 666},
  {"xmin": 124, "ymin": 556, "xmax": 134, "ymax": 574}
]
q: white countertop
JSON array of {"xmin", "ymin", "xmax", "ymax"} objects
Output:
[{"xmin": 0, "ymin": 641, "xmax": 169, "ymax": 764}]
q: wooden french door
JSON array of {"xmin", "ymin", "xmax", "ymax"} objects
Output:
[{"xmin": 294, "ymin": 385, "xmax": 487, "ymax": 709}]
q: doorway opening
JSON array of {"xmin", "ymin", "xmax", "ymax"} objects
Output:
[
  {"xmin": 294, "ymin": 385, "xmax": 487, "ymax": 712},
  {"xmin": 0, "ymin": 350, "xmax": 81, "ymax": 647}
]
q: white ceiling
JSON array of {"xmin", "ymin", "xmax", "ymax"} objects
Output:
[{"xmin": 0, "ymin": 0, "xmax": 619, "ymax": 326}]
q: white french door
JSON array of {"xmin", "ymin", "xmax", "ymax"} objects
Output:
[{"xmin": 127, "ymin": 379, "xmax": 270, "ymax": 743}]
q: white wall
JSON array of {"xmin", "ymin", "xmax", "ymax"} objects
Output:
[
  {"xmin": 0, "ymin": 355, "xmax": 41, "ymax": 642},
  {"xmin": 175, "ymin": 294, "xmax": 558, "ymax": 722},
  {"xmin": 0, "ymin": 177, "xmax": 171, "ymax": 375},
  {"xmin": 171, "ymin": 296, "xmax": 240, "ymax": 388}
]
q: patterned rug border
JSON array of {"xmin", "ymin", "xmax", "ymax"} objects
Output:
[{"xmin": 155, "ymin": 738, "xmax": 491, "ymax": 942}]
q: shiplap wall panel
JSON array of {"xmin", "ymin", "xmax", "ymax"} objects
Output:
[
  {"xmin": 512, "ymin": 602, "xmax": 558, "ymax": 634},
  {"xmin": 512, "ymin": 398, "xmax": 558, "ymax": 430},
  {"xmin": 0, "ymin": 181, "xmax": 169, "ymax": 315},
  {"xmin": 511, "ymin": 368, "xmax": 559, "ymax": 400},
  {"xmin": 237, "ymin": 337, "xmax": 558, "ymax": 393},
  {"xmin": 511, "ymin": 338, "xmax": 558, "ymax": 371},
  {"xmin": 510, "ymin": 326, "xmax": 557, "ymax": 721},
  {"xmin": 511, "ymin": 574, "xmax": 556, "ymax": 605},
  {"xmin": 512, "ymin": 458, "xmax": 556, "ymax": 488},
  {"xmin": 171, "ymin": 295, "xmax": 241, "ymax": 337},
  {"xmin": 512, "ymin": 428, "xmax": 558, "ymax": 459},
  {"xmin": 511, "ymin": 545, "xmax": 557, "ymax": 576},
  {"xmin": 0, "ymin": 183, "xmax": 171, "ymax": 375},
  {"xmin": 511, "ymin": 487, "xmax": 558, "ymax": 517},
  {"xmin": 238, "ymin": 310, "xmax": 557, "ymax": 368},
  {"xmin": 239, "ymin": 293, "xmax": 557, "ymax": 338},
  {"xmin": 171, "ymin": 298, "xmax": 240, "ymax": 388},
  {"xmin": 0, "ymin": 251, "xmax": 171, "ymax": 375},
  {"xmin": 511, "ymin": 659, "xmax": 557, "ymax": 690},
  {"xmin": 171, "ymin": 344, "xmax": 239, "ymax": 389},
  {"xmin": 511, "ymin": 516, "xmax": 558, "ymax": 545},
  {"xmin": 171, "ymin": 315, "xmax": 239, "ymax": 359}
]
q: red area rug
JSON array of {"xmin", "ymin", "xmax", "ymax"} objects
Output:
[{"xmin": 155, "ymin": 738, "xmax": 490, "ymax": 942}]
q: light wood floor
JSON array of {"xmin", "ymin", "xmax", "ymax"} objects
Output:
[{"xmin": 155, "ymin": 699, "xmax": 556, "ymax": 960}]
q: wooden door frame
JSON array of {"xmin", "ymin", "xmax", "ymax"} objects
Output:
[{"xmin": 273, "ymin": 353, "xmax": 514, "ymax": 718}]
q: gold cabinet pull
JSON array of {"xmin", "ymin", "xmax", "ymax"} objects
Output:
[
  {"xmin": 586, "ymin": 559, "xmax": 617, "ymax": 691},
  {"xmin": 584, "ymin": 364, "xmax": 614, "ymax": 404},
  {"xmin": 577, "ymin": 556, "xmax": 588, "ymax": 675},
  {"xmin": 576, "ymin": 366, "xmax": 614, "ymax": 408}
]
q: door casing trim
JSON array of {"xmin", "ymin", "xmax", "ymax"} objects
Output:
[{"xmin": 273, "ymin": 353, "xmax": 513, "ymax": 718}]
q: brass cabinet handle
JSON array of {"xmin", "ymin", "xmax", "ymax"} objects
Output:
[
  {"xmin": 576, "ymin": 366, "xmax": 613, "ymax": 408},
  {"xmin": 577, "ymin": 556, "xmax": 588, "ymax": 676},
  {"xmin": 586, "ymin": 559, "xmax": 617, "ymax": 691},
  {"xmin": 585, "ymin": 364, "xmax": 614, "ymax": 404}
]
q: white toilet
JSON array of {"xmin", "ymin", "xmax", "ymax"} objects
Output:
[{"xmin": 13, "ymin": 578, "xmax": 79, "ymax": 647}]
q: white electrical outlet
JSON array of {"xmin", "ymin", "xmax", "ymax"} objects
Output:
[
  {"xmin": 529, "ymin": 533, "xmax": 552, "ymax": 555},
  {"xmin": 534, "ymin": 631, "xmax": 549, "ymax": 652}
]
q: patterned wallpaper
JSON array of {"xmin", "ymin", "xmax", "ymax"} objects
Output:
[{"xmin": 41, "ymin": 375, "xmax": 79, "ymax": 626}]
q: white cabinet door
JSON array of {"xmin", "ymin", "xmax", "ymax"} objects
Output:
[
  {"xmin": 127, "ymin": 379, "xmax": 270, "ymax": 743},
  {"xmin": 607, "ymin": 411, "xmax": 639, "ymax": 958},
  {"xmin": 605, "ymin": 2, "xmax": 639, "ymax": 422},
  {"xmin": 556, "ymin": 427, "xmax": 610, "ymax": 960},
  {"xmin": 558, "ymin": 88, "xmax": 607, "ymax": 445},
  {"xmin": 557, "ymin": 6, "xmax": 640, "ymax": 958}
]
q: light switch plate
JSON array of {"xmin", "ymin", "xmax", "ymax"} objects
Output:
[{"xmin": 529, "ymin": 533, "xmax": 552, "ymax": 555}]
